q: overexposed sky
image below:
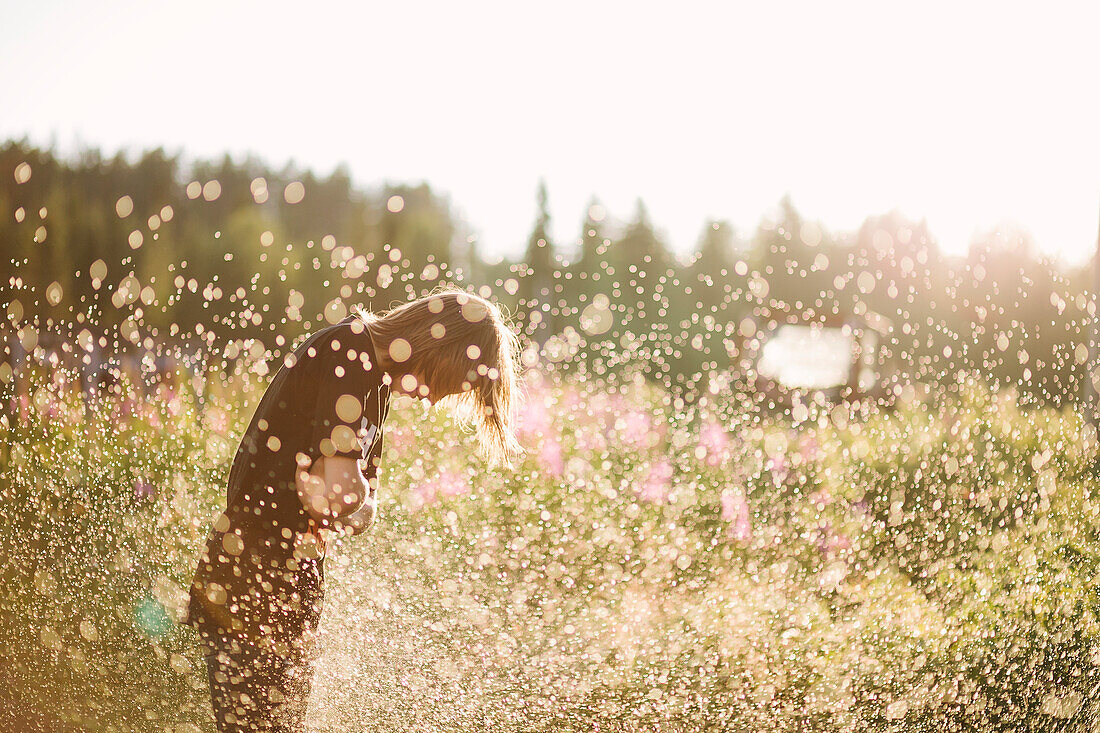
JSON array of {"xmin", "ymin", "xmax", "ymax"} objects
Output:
[{"xmin": 3, "ymin": 0, "xmax": 1099, "ymax": 263}]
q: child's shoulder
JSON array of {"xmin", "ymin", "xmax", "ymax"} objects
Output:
[{"xmin": 278, "ymin": 316, "xmax": 377, "ymax": 380}]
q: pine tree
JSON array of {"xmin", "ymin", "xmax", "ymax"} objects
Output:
[
  {"xmin": 520, "ymin": 180, "xmax": 556, "ymax": 341},
  {"xmin": 575, "ymin": 198, "xmax": 609, "ymax": 302},
  {"xmin": 612, "ymin": 199, "xmax": 671, "ymax": 275}
]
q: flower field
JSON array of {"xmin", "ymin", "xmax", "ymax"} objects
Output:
[{"xmin": 2, "ymin": 359, "xmax": 1100, "ymax": 731}]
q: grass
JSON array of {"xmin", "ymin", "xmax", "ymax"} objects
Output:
[{"xmin": 2, "ymin": 360, "xmax": 1099, "ymax": 731}]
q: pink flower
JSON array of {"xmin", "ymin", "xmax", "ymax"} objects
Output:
[
  {"xmin": 574, "ymin": 427, "xmax": 607, "ymax": 454},
  {"xmin": 15, "ymin": 394, "xmax": 30, "ymax": 422},
  {"xmin": 816, "ymin": 523, "xmax": 850, "ymax": 555},
  {"xmin": 616, "ymin": 410, "xmax": 653, "ymax": 450},
  {"xmin": 205, "ymin": 407, "xmax": 228, "ymax": 434},
  {"xmin": 538, "ymin": 437, "xmax": 564, "ymax": 478},
  {"xmin": 413, "ymin": 469, "xmax": 471, "ymax": 509},
  {"xmin": 799, "ymin": 436, "xmax": 820, "ymax": 463},
  {"xmin": 517, "ymin": 399, "xmax": 552, "ymax": 440},
  {"xmin": 766, "ymin": 453, "xmax": 788, "ymax": 483},
  {"xmin": 436, "ymin": 470, "xmax": 470, "ymax": 498},
  {"xmin": 134, "ymin": 480, "xmax": 156, "ymax": 501},
  {"xmin": 388, "ymin": 426, "xmax": 415, "ymax": 455},
  {"xmin": 560, "ymin": 387, "xmax": 584, "ymax": 410},
  {"xmin": 698, "ymin": 421, "xmax": 729, "ymax": 467},
  {"xmin": 585, "ymin": 392, "xmax": 614, "ymax": 422},
  {"xmin": 639, "ymin": 459, "xmax": 673, "ymax": 503},
  {"xmin": 412, "ymin": 482, "xmax": 437, "ymax": 509},
  {"xmin": 721, "ymin": 490, "xmax": 752, "ymax": 543},
  {"xmin": 158, "ymin": 385, "xmax": 179, "ymax": 413}
]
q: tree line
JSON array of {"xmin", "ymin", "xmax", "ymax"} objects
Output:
[{"xmin": 1, "ymin": 139, "xmax": 1093, "ymax": 403}]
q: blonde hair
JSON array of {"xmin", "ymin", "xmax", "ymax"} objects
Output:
[{"xmin": 356, "ymin": 289, "xmax": 524, "ymax": 465}]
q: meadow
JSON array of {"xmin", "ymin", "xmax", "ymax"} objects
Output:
[
  {"xmin": 3, "ymin": 353, "xmax": 1099, "ymax": 732},
  {"xmin": 3, "ymin": 28, "xmax": 1098, "ymax": 731}
]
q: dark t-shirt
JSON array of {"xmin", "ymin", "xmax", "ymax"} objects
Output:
[{"xmin": 186, "ymin": 314, "xmax": 390, "ymax": 643}]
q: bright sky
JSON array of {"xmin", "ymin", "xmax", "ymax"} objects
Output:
[{"xmin": 3, "ymin": 0, "xmax": 1098, "ymax": 264}]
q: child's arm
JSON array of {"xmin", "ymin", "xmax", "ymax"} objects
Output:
[
  {"xmin": 330, "ymin": 410, "xmax": 385, "ymax": 536},
  {"xmin": 334, "ymin": 474, "xmax": 378, "ymax": 536},
  {"xmin": 294, "ymin": 454, "xmax": 370, "ymax": 526}
]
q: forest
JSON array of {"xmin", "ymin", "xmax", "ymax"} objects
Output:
[{"xmin": 2, "ymin": 139, "xmax": 1092, "ymax": 405}]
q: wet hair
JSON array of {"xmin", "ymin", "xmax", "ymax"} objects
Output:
[{"xmin": 356, "ymin": 289, "xmax": 524, "ymax": 465}]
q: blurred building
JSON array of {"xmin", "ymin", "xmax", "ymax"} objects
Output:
[{"xmin": 753, "ymin": 310, "xmax": 895, "ymax": 406}]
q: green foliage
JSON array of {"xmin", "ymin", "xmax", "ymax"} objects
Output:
[
  {"xmin": 3, "ymin": 363, "xmax": 1099, "ymax": 730},
  {"xmin": 1, "ymin": 140, "xmax": 1093, "ymax": 405}
]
